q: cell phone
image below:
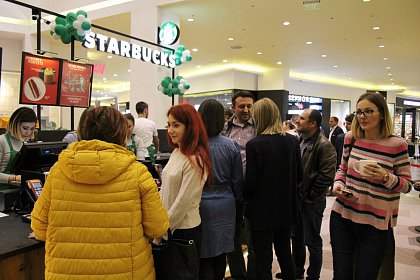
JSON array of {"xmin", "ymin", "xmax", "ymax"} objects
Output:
[
  {"xmin": 341, "ymin": 189, "xmax": 353, "ymax": 198},
  {"xmin": 26, "ymin": 179, "xmax": 44, "ymax": 198}
]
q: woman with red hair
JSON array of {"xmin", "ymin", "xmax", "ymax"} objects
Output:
[{"xmin": 157, "ymin": 103, "xmax": 211, "ymax": 264}]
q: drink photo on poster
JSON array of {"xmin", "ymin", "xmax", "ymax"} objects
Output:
[
  {"xmin": 20, "ymin": 52, "xmax": 61, "ymax": 106},
  {"xmin": 59, "ymin": 61, "xmax": 93, "ymax": 108}
]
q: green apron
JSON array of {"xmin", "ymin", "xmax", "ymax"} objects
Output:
[
  {"xmin": 147, "ymin": 145, "xmax": 156, "ymax": 164},
  {"xmin": 0, "ymin": 133, "xmax": 19, "ymax": 190},
  {"xmin": 126, "ymin": 135, "xmax": 137, "ymax": 155}
]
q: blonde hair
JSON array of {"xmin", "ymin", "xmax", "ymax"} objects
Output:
[
  {"xmin": 6, "ymin": 107, "xmax": 37, "ymax": 141},
  {"xmin": 352, "ymin": 92, "xmax": 393, "ymax": 139},
  {"xmin": 252, "ymin": 98, "xmax": 285, "ymax": 135}
]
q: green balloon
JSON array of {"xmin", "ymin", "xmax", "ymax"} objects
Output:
[
  {"xmin": 175, "ymin": 58, "xmax": 182, "ymax": 66},
  {"xmin": 164, "ymin": 76, "xmax": 171, "ymax": 82},
  {"xmin": 66, "ymin": 24, "xmax": 76, "ymax": 35},
  {"xmin": 171, "ymin": 79, "xmax": 179, "ymax": 87},
  {"xmin": 50, "ymin": 31, "xmax": 54, "ymax": 36},
  {"xmin": 161, "ymin": 79, "xmax": 170, "ymax": 88},
  {"xmin": 74, "ymin": 33, "xmax": 85, "ymax": 42},
  {"xmin": 175, "ymin": 50, "xmax": 182, "ymax": 57},
  {"xmin": 186, "ymin": 55, "xmax": 192, "ymax": 61},
  {"xmin": 171, "ymin": 88, "xmax": 179, "ymax": 95},
  {"xmin": 61, "ymin": 34, "xmax": 72, "ymax": 44},
  {"xmin": 55, "ymin": 17, "xmax": 67, "ymax": 26},
  {"xmin": 184, "ymin": 83, "xmax": 190, "ymax": 90},
  {"xmin": 163, "ymin": 49, "xmax": 172, "ymax": 55},
  {"xmin": 81, "ymin": 21, "xmax": 91, "ymax": 31},
  {"xmin": 54, "ymin": 25, "xmax": 66, "ymax": 36},
  {"xmin": 76, "ymin": 10, "xmax": 88, "ymax": 18},
  {"xmin": 66, "ymin": 12, "xmax": 77, "ymax": 23},
  {"xmin": 176, "ymin": 76, "xmax": 183, "ymax": 80},
  {"xmin": 178, "ymin": 45, "xmax": 185, "ymax": 52},
  {"xmin": 163, "ymin": 88, "xmax": 171, "ymax": 96}
]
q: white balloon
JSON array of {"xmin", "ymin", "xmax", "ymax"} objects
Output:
[
  {"xmin": 158, "ymin": 85, "xmax": 163, "ymax": 91},
  {"xmin": 168, "ymin": 83, "xmax": 173, "ymax": 89},
  {"xmin": 178, "ymin": 84, "xmax": 184, "ymax": 90},
  {"xmin": 50, "ymin": 22, "xmax": 56, "ymax": 32},
  {"xmin": 53, "ymin": 33, "xmax": 61, "ymax": 40},
  {"xmin": 77, "ymin": 15, "xmax": 86, "ymax": 22},
  {"xmin": 181, "ymin": 57, "xmax": 186, "ymax": 62},
  {"xmin": 180, "ymin": 79, "xmax": 185, "ymax": 84},
  {"xmin": 86, "ymin": 18, "xmax": 91, "ymax": 23},
  {"xmin": 183, "ymin": 50, "xmax": 191, "ymax": 56},
  {"xmin": 73, "ymin": 21, "xmax": 81, "ymax": 29},
  {"xmin": 180, "ymin": 88, "xmax": 186, "ymax": 94},
  {"xmin": 77, "ymin": 29, "xmax": 85, "ymax": 36}
]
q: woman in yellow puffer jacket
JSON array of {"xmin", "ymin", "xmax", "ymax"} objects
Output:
[{"xmin": 31, "ymin": 106, "xmax": 169, "ymax": 280}]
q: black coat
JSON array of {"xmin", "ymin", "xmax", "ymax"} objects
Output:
[
  {"xmin": 244, "ymin": 133, "xmax": 303, "ymax": 230},
  {"xmin": 329, "ymin": 126, "xmax": 344, "ymax": 147}
]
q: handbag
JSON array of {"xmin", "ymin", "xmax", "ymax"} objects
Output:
[{"xmin": 152, "ymin": 230, "xmax": 199, "ymax": 280}]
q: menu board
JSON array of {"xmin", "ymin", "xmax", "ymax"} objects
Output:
[
  {"xmin": 59, "ymin": 61, "xmax": 93, "ymax": 107},
  {"xmin": 20, "ymin": 52, "xmax": 61, "ymax": 105}
]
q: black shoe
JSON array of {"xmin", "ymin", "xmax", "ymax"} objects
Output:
[{"xmin": 275, "ymin": 272, "xmax": 304, "ymax": 280}]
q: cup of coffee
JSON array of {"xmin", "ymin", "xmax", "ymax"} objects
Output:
[{"xmin": 354, "ymin": 160, "xmax": 377, "ymax": 176}]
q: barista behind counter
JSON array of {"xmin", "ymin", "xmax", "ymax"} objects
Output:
[{"xmin": 0, "ymin": 108, "xmax": 37, "ymax": 190}]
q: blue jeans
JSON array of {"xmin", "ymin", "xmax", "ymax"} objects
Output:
[
  {"xmin": 292, "ymin": 198, "xmax": 326, "ymax": 280},
  {"xmin": 329, "ymin": 211, "xmax": 390, "ymax": 280}
]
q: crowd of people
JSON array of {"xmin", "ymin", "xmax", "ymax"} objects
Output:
[{"xmin": 0, "ymin": 90, "xmax": 413, "ymax": 280}]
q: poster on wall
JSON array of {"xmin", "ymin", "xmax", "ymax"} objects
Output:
[
  {"xmin": 59, "ymin": 61, "xmax": 93, "ymax": 107},
  {"xmin": 20, "ymin": 52, "xmax": 61, "ymax": 105}
]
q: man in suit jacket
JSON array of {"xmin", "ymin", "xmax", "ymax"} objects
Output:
[{"xmin": 328, "ymin": 116, "xmax": 344, "ymax": 147}]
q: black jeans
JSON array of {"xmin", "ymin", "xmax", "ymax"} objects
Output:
[
  {"xmin": 200, "ymin": 253, "xmax": 227, "ymax": 280},
  {"xmin": 292, "ymin": 198, "xmax": 326, "ymax": 280},
  {"xmin": 173, "ymin": 224, "xmax": 203, "ymax": 258},
  {"xmin": 330, "ymin": 211, "xmax": 390, "ymax": 280},
  {"xmin": 251, "ymin": 228, "xmax": 295, "ymax": 280}
]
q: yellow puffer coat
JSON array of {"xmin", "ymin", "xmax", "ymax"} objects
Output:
[{"xmin": 31, "ymin": 140, "xmax": 169, "ymax": 280}]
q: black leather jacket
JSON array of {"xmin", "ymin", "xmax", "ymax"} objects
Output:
[{"xmin": 298, "ymin": 130, "xmax": 337, "ymax": 203}]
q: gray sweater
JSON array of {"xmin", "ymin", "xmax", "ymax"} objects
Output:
[{"xmin": 0, "ymin": 133, "xmax": 23, "ymax": 184}]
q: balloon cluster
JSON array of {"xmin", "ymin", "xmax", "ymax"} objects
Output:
[
  {"xmin": 174, "ymin": 45, "xmax": 192, "ymax": 66},
  {"xmin": 50, "ymin": 10, "xmax": 91, "ymax": 44},
  {"xmin": 158, "ymin": 76, "xmax": 190, "ymax": 96}
]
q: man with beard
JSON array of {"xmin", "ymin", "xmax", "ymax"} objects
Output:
[{"xmin": 222, "ymin": 90, "xmax": 256, "ymax": 280}]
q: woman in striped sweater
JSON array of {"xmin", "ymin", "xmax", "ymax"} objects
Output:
[{"xmin": 330, "ymin": 92, "xmax": 412, "ymax": 280}]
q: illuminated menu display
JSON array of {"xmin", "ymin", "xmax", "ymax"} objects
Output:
[{"xmin": 59, "ymin": 61, "xmax": 93, "ymax": 107}]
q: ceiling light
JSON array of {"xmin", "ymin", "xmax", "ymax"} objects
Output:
[
  {"xmin": 277, "ymin": 61, "xmax": 282, "ymax": 65},
  {"xmin": 282, "ymin": 21, "xmax": 290, "ymax": 26},
  {"xmin": 228, "ymin": 38, "xmax": 234, "ymax": 41},
  {"xmin": 386, "ymin": 66, "xmax": 391, "ymax": 69},
  {"xmin": 192, "ymin": 48, "xmax": 198, "ymax": 52},
  {"xmin": 187, "ymin": 18, "xmax": 194, "ymax": 22},
  {"xmin": 306, "ymin": 41, "xmax": 313, "ymax": 45},
  {"xmin": 196, "ymin": 65, "xmax": 201, "ymax": 68},
  {"xmin": 333, "ymin": 65, "xmax": 338, "ymax": 68},
  {"xmin": 103, "ymin": 77, "xmax": 107, "ymax": 80},
  {"xmin": 128, "ymin": 69, "xmax": 131, "ymax": 72},
  {"xmin": 383, "ymin": 57, "xmax": 388, "ymax": 60},
  {"xmin": 348, "ymin": 78, "xmax": 352, "ymax": 80},
  {"xmin": 388, "ymin": 73, "xmax": 392, "ymax": 76},
  {"xmin": 391, "ymin": 83, "xmax": 395, "ymax": 85},
  {"xmin": 378, "ymin": 45, "xmax": 385, "ymax": 48},
  {"xmin": 107, "ymin": 55, "xmax": 112, "ymax": 59},
  {"xmin": 363, "ymin": 0, "xmax": 371, "ymax": 2},
  {"xmin": 390, "ymin": 78, "xmax": 394, "ymax": 81},
  {"xmin": 113, "ymin": 74, "xmax": 118, "ymax": 77},
  {"xmin": 342, "ymin": 73, "xmax": 346, "ymax": 75},
  {"xmin": 373, "ymin": 26, "xmax": 380, "ymax": 30},
  {"xmin": 321, "ymin": 54, "xmax": 327, "ymax": 58},
  {"xmin": 223, "ymin": 60, "xmax": 228, "ymax": 63},
  {"xmin": 257, "ymin": 52, "xmax": 263, "ymax": 55}
]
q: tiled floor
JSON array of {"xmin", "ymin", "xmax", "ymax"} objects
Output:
[{"xmin": 226, "ymin": 189, "xmax": 420, "ymax": 279}]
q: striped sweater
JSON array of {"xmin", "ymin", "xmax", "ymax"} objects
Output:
[{"xmin": 332, "ymin": 132, "xmax": 412, "ymax": 230}]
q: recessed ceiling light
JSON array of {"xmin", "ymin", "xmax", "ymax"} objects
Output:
[
  {"xmin": 187, "ymin": 18, "xmax": 194, "ymax": 22},
  {"xmin": 378, "ymin": 45, "xmax": 385, "ymax": 48},
  {"xmin": 96, "ymin": 90, "xmax": 99, "ymax": 93},
  {"xmin": 373, "ymin": 26, "xmax": 380, "ymax": 30},
  {"xmin": 388, "ymin": 73, "xmax": 392, "ymax": 76},
  {"xmin": 391, "ymin": 82, "xmax": 395, "ymax": 85},
  {"xmin": 306, "ymin": 41, "xmax": 313, "ymax": 45},
  {"xmin": 192, "ymin": 48, "xmax": 198, "ymax": 52},
  {"xmin": 321, "ymin": 54, "xmax": 327, "ymax": 57},
  {"xmin": 342, "ymin": 72, "xmax": 346, "ymax": 75},
  {"xmin": 257, "ymin": 52, "xmax": 263, "ymax": 55},
  {"xmin": 333, "ymin": 65, "xmax": 338, "ymax": 68},
  {"xmin": 277, "ymin": 61, "xmax": 282, "ymax": 65},
  {"xmin": 103, "ymin": 77, "xmax": 107, "ymax": 80},
  {"xmin": 363, "ymin": 0, "xmax": 371, "ymax": 2},
  {"xmin": 113, "ymin": 74, "xmax": 118, "ymax": 77},
  {"xmin": 283, "ymin": 21, "xmax": 290, "ymax": 26},
  {"xmin": 107, "ymin": 55, "xmax": 112, "ymax": 59},
  {"xmin": 390, "ymin": 78, "xmax": 394, "ymax": 81},
  {"xmin": 383, "ymin": 57, "xmax": 388, "ymax": 60},
  {"xmin": 386, "ymin": 66, "xmax": 391, "ymax": 69},
  {"xmin": 228, "ymin": 38, "xmax": 234, "ymax": 41},
  {"xmin": 196, "ymin": 65, "xmax": 201, "ymax": 68},
  {"xmin": 128, "ymin": 69, "xmax": 131, "ymax": 72},
  {"xmin": 348, "ymin": 78, "xmax": 352, "ymax": 80},
  {"xmin": 223, "ymin": 60, "xmax": 228, "ymax": 63}
]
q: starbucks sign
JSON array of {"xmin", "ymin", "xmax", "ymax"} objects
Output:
[{"xmin": 159, "ymin": 22, "xmax": 180, "ymax": 45}]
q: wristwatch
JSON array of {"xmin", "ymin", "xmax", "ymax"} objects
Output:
[{"xmin": 382, "ymin": 172, "xmax": 390, "ymax": 184}]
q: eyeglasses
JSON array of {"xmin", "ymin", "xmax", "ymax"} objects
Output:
[{"xmin": 355, "ymin": 109, "xmax": 378, "ymax": 117}]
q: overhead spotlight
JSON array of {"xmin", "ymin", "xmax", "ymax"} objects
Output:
[
  {"xmin": 35, "ymin": 49, "xmax": 57, "ymax": 56},
  {"xmin": 42, "ymin": 18, "xmax": 51, "ymax": 25},
  {"xmin": 31, "ymin": 8, "xmax": 40, "ymax": 21}
]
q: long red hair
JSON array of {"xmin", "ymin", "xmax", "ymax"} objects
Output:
[{"xmin": 167, "ymin": 104, "xmax": 212, "ymax": 181}]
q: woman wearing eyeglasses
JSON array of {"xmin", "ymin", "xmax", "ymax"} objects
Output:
[{"xmin": 330, "ymin": 92, "xmax": 412, "ymax": 280}]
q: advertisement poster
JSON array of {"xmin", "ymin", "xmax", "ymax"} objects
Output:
[
  {"xmin": 59, "ymin": 61, "xmax": 93, "ymax": 107},
  {"xmin": 20, "ymin": 53, "xmax": 61, "ymax": 105}
]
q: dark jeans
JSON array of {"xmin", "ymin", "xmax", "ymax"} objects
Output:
[
  {"xmin": 227, "ymin": 201, "xmax": 256, "ymax": 280},
  {"xmin": 292, "ymin": 198, "xmax": 326, "ymax": 280},
  {"xmin": 251, "ymin": 228, "xmax": 296, "ymax": 280},
  {"xmin": 200, "ymin": 253, "xmax": 227, "ymax": 280},
  {"xmin": 330, "ymin": 211, "xmax": 390, "ymax": 280},
  {"xmin": 173, "ymin": 224, "xmax": 203, "ymax": 258}
]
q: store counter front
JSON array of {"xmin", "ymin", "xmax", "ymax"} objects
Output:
[{"xmin": 0, "ymin": 213, "xmax": 45, "ymax": 279}]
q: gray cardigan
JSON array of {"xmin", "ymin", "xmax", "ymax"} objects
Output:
[{"xmin": 0, "ymin": 133, "xmax": 23, "ymax": 184}]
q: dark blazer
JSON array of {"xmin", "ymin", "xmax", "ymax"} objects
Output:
[
  {"xmin": 244, "ymin": 133, "xmax": 303, "ymax": 230},
  {"xmin": 335, "ymin": 133, "xmax": 345, "ymax": 170},
  {"xmin": 329, "ymin": 126, "xmax": 344, "ymax": 147}
]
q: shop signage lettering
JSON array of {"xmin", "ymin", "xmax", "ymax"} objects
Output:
[
  {"xmin": 82, "ymin": 32, "xmax": 176, "ymax": 68},
  {"xmin": 288, "ymin": 94, "xmax": 322, "ymax": 103},
  {"xmin": 404, "ymin": 100, "xmax": 420, "ymax": 107}
]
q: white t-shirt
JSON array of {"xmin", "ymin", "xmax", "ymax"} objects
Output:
[{"xmin": 133, "ymin": 117, "xmax": 158, "ymax": 155}]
